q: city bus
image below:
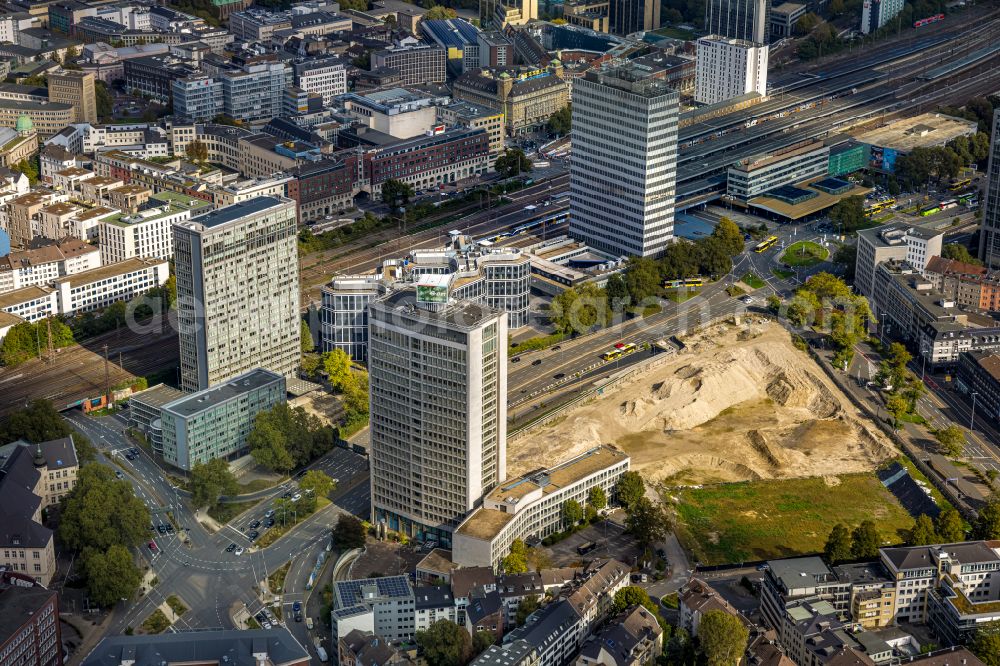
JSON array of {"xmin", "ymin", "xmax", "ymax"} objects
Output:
[
  {"xmin": 754, "ymin": 235, "xmax": 779, "ymax": 253},
  {"xmin": 601, "ymin": 342, "xmax": 638, "ymax": 362},
  {"xmin": 664, "ymin": 277, "xmax": 705, "ymax": 289},
  {"xmin": 959, "ymin": 193, "xmax": 976, "ymax": 204},
  {"xmin": 939, "ymin": 199, "xmax": 958, "ymax": 211},
  {"xmin": 948, "ymin": 178, "xmax": 972, "ymax": 192},
  {"xmin": 919, "ymin": 204, "xmax": 940, "ymax": 216}
]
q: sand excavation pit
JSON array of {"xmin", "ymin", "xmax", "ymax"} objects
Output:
[{"xmin": 509, "ymin": 318, "xmax": 897, "ymax": 485}]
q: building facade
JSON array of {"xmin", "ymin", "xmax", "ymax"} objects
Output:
[
  {"xmin": 159, "ymin": 368, "xmax": 286, "ymax": 470},
  {"xmin": 99, "ymin": 202, "xmax": 191, "ymax": 264},
  {"xmin": 981, "ymin": 110, "xmax": 1000, "ymax": 269},
  {"xmin": 861, "ymin": 0, "xmax": 905, "ymax": 35},
  {"xmin": 694, "ymin": 35, "xmax": 768, "ymax": 106},
  {"xmin": 569, "ymin": 65, "xmax": 679, "ymax": 258},
  {"xmin": 726, "ymin": 140, "xmax": 829, "ymax": 200},
  {"xmin": 705, "ymin": 0, "xmax": 768, "ymax": 42},
  {"xmin": 855, "ymin": 223, "xmax": 944, "ymax": 301},
  {"xmin": 0, "ymin": 586, "xmax": 61, "ymax": 666},
  {"xmin": 53, "ymin": 257, "xmax": 169, "ymax": 316},
  {"xmin": 371, "ymin": 44, "xmax": 447, "ymax": 86},
  {"xmin": 368, "ymin": 286, "xmax": 507, "ymax": 546},
  {"xmin": 46, "ymin": 70, "xmax": 97, "ymax": 125},
  {"xmin": 608, "ymin": 0, "xmax": 661, "ymax": 35},
  {"xmin": 173, "ymin": 196, "xmax": 301, "ymax": 392}
]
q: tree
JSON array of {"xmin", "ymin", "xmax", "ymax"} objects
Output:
[
  {"xmin": 424, "ymin": 5, "xmax": 457, "ymax": 19},
  {"xmin": 694, "ymin": 236, "xmax": 733, "ymax": 278},
  {"xmin": 850, "ymin": 520, "xmax": 881, "ymax": 559},
  {"xmin": 247, "ymin": 419, "xmax": 295, "ymax": 473},
  {"xmin": 885, "ymin": 393, "xmax": 910, "ymax": 429},
  {"xmin": 299, "ymin": 469, "xmax": 336, "ymax": 499},
  {"xmin": 494, "ymin": 149, "xmax": 532, "ymax": 179},
  {"xmin": 611, "ymin": 586, "xmax": 656, "ymax": 616},
  {"xmin": 95, "ymin": 80, "xmax": 113, "ymax": 120},
  {"xmin": 605, "ymin": 273, "xmax": 629, "ymax": 311},
  {"xmin": 660, "ymin": 240, "xmax": 699, "ymax": 280},
  {"xmin": 323, "ymin": 349, "xmax": 354, "ymax": 391},
  {"xmin": 515, "ymin": 596, "xmax": 539, "ymax": 624},
  {"xmin": 185, "ymin": 139, "xmax": 209, "ymax": 162},
  {"xmin": 14, "ymin": 158, "xmax": 38, "ymax": 185},
  {"xmin": 615, "ymin": 471, "xmax": 645, "ymax": 510},
  {"xmin": 338, "ymin": 0, "xmax": 369, "ymax": 10},
  {"xmin": 829, "ymin": 195, "xmax": 867, "ymax": 232},
  {"xmin": 301, "ymin": 354, "xmax": 321, "ymax": 378},
  {"xmin": 415, "ymin": 619, "xmax": 471, "ymax": 666},
  {"xmin": 189, "ymin": 458, "xmax": 237, "ymax": 510},
  {"xmin": 713, "ymin": 217, "xmax": 744, "ymax": 257},
  {"xmin": 588, "ymin": 486, "xmax": 607, "ymax": 511},
  {"xmin": 332, "ymin": 514, "xmax": 366, "ymax": 550},
  {"xmin": 625, "ymin": 257, "xmax": 661, "ymax": 304},
  {"xmin": 973, "ymin": 495, "xmax": 1000, "ymax": 540},
  {"xmin": 83, "ymin": 544, "xmax": 142, "ymax": 607},
  {"xmin": 472, "ymin": 630, "xmax": 494, "ymax": 654},
  {"xmin": 501, "ymin": 539, "xmax": 528, "ymax": 574},
  {"xmin": 909, "ymin": 514, "xmax": 938, "ymax": 546},
  {"xmin": 699, "ymin": 610, "xmax": 749, "ymax": 666},
  {"xmin": 824, "ymin": 523, "xmax": 852, "ymax": 563},
  {"xmin": 60, "ymin": 465, "xmax": 150, "ymax": 553},
  {"xmin": 547, "ymin": 104, "xmax": 571, "ymax": 135},
  {"xmin": 625, "ymin": 496, "xmax": 670, "ymax": 546},
  {"xmin": 935, "ymin": 424, "xmax": 966, "ymax": 457},
  {"xmin": 971, "ymin": 620, "xmax": 1000, "ymax": 666},
  {"xmin": 381, "ymin": 178, "xmax": 414, "ymax": 206},
  {"xmin": 300, "ymin": 320, "xmax": 314, "ymax": 353},
  {"xmin": 248, "ymin": 403, "xmax": 336, "ymax": 473},
  {"xmin": 942, "ymin": 243, "xmax": 982, "ymax": 266},
  {"xmin": 833, "ymin": 243, "xmax": 857, "ymax": 282},
  {"xmin": 879, "ymin": 342, "xmax": 912, "ymax": 391},
  {"xmin": 935, "ymin": 506, "xmax": 965, "ymax": 543},
  {"xmin": 561, "ymin": 499, "xmax": 583, "ymax": 528}
]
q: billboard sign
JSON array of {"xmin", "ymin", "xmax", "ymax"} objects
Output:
[{"xmin": 416, "ymin": 274, "xmax": 451, "ymax": 304}]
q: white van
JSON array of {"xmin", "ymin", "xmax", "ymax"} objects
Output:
[
  {"xmin": 305, "ymin": 617, "xmax": 314, "ymax": 630},
  {"xmin": 316, "ymin": 647, "xmax": 328, "ymax": 662}
]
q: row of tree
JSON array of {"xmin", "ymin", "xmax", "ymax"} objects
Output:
[
  {"xmin": 247, "ymin": 403, "xmax": 337, "ymax": 474},
  {"xmin": 778, "ymin": 272, "xmax": 872, "ymax": 368},
  {"xmin": 549, "ymin": 219, "xmax": 745, "ymax": 336},
  {"xmin": 0, "ymin": 318, "xmax": 75, "ymax": 367}
]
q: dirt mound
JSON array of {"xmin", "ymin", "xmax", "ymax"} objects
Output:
[{"xmin": 509, "ymin": 320, "xmax": 897, "ymax": 485}]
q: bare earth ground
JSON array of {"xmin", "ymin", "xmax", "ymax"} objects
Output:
[{"xmin": 509, "ymin": 318, "xmax": 897, "ymax": 485}]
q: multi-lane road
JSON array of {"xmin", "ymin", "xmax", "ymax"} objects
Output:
[{"xmin": 64, "ymin": 411, "xmax": 368, "ymax": 659}]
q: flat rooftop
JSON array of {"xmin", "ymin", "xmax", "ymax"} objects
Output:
[
  {"xmin": 53, "ymin": 257, "xmax": 163, "ymax": 287},
  {"xmin": 0, "ymin": 285, "xmax": 52, "ymax": 310},
  {"xmin": 189, "ymin": 195, "xmax": 290, "ymax": 230},
  {"xmin": 372, "ymin": 287, "xmax": 500, "ymax": 331},
  {"xmin": 854, "ymin": 113, "xmax": 979, "ymax": 152},
  {"xmin": 163, "ymin": 369, "xmax": 283, "ymax": 418},
  {"xmin": 749, "ymin": 179, "xmax": 872, "ymax": 220},
  {"xmin": 129, "ymin": 383, "xmax": 185, "ymax": 410}
]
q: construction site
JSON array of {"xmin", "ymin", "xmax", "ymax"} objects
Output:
[{"xmin": 508, "ymin": 317, "xmax": 898, "ymax": 486}]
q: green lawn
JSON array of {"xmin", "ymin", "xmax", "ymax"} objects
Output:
[
  {"xmin": 780, "ymin": 241, "xmax": 829, "ymax": 267},
  {"xmin": 207, "ymin": 500, "xmax": 256, "ymax": 525},
  {"xmin": 672, "ymin": 473, "xmax": 914, "ymax": 565},
  {"xmin": 165, "ymin": 595, "xmax": 187, "ymax": 617},
  {"xmin": 141, "ymin": 609, "xmax": 170, "ymax": 634},
  {"xmin": 741, "ymin": 273, "xmax": 765, "ymax": 289}
]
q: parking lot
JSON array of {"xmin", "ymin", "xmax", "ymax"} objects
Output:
[
  {"xmin": 540, "ymin": 520, "xmax": 643, "ymax": 568},
  {"xmin": 349, "ymin": 541, "xmax": 425, "ymax": 579}
]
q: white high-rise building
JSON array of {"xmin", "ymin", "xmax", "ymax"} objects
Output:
[
  {"xmin": 569, "ymin": 65, "xmax": 679, "ymax": 258},
  {"xmin": 368, "ymin": 275, "xmax": 507, "ymax": 547},
  {"xmin": 695, "ymin": 35, "xmax": 768, "ymax": 106},
  {"xmin": 173, "ymin": 196, "xmax": 301, "ymax": 393},
  {"xmin": 981, "ymin": 110, "xmax": 1000, "ymax": 268},
  {"xmin": 861, "ymin": 0, "xmax": 905, "ymax": 35}
]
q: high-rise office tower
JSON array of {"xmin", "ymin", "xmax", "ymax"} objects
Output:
[
  {"xmin": 569, "ymin": 64, "xmax": 679, "ymax": 258},
  {"xmin": 368, "ymin": 275, "xmax": 507, "ymax": 547},
  {"xmin": 980, "ymin": 110, "xmax": 1000, "ymax": 268},
  {"xmin": 705, "ymin": 0, "xmax": 768, "ymax": 43},
  {"xmin": 609, "ymin": 0, "xmax": 662, "ymax": 36},
  {"xmin": 173, "ymin": 196, "xmax": 301, "ymax": 393}
]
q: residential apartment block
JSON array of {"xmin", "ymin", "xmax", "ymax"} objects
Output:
[
  {"xmin": 0, "ymin": 239, "xmax": 100, "ymax": 295},
  {"xmin": 173, "ymin": 196, "xmax": 301, "ymax": 392},
  {"xmin": 855, "ymin": 222, "xmax": 944, "ymax": 301},
  {"xmin": 99, "ymin": 200, "xmax": 193, "ymax": 265},
  {"xmin": 694, "ymin": 35, "xmax": 768, "ymax": 106}
]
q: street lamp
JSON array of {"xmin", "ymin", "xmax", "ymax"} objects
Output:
[{"xmin": 970, "ymin": 391, "xmax": 980, "ymax": 431}]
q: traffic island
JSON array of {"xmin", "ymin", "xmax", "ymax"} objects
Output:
[{"xmin": 779, "ymin": 240, "xmax": 829, "ymax": 267}]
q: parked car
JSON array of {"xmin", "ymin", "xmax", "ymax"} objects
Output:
[
  {"xmin": 234, "ymin": 547, "xmax": 245, "ymax": 556},
  {"xmin": 226, "ymin": 543, "xmax": 237, "ymax": 552},
  {"xmin": 249, "ymin": 520, "xmax": 261, "ymax": 530}
]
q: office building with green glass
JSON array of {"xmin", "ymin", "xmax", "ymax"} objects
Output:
[{"xmin": 159, "ymin": 368, "xmax": 286, "ymax": 471}]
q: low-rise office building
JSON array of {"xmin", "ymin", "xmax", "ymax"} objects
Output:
[
  {"xmin": 332, "ymin": 576, "xmax": 416, "ymax": 645},
  {"xmin": 452, "ymin": 66, "xmax": 569, "ymax": 135},
  {"xmin": 98, "ymin": 199, "xmax": 192, "ymax": 264},
  {"xmin": 82, "ymin": 628, "xmax": 310, "ymax": 666},
  {"xmin": 436, "ymin": 101, "xmax": 505, "ymax": 158},
  {"xmin": 127, "ymin": 383, "xmax": 185, "ymax": 457},
  {"xmin": 158, "ymin": 368, "xmax": 286, "ymax": 471},
  {"xmin": 452, "ymin": 446, "xmax": 630, "ymax": 569},
  {"xmin": 53, "ymin": 256, "xmax": 169, "ymax": 316},
  {"xmin": 0, "ymin": 239, "xmax": 101, "ymax": 295},
  {"xmin": 371, "ymin": 43, "xmax": 447, "ymax": 86},
  {"xmin": 727, "ymin": 140, "xmax": 829, "ymax": 201}
]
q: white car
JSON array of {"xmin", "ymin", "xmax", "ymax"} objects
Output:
[
  {"xmin": 291, "ymin": 493, "xmax": 302, "ymax": 502},
  {"xmin": 234, "ymin": 546, "xmax": 245, "ymax": 556}
]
